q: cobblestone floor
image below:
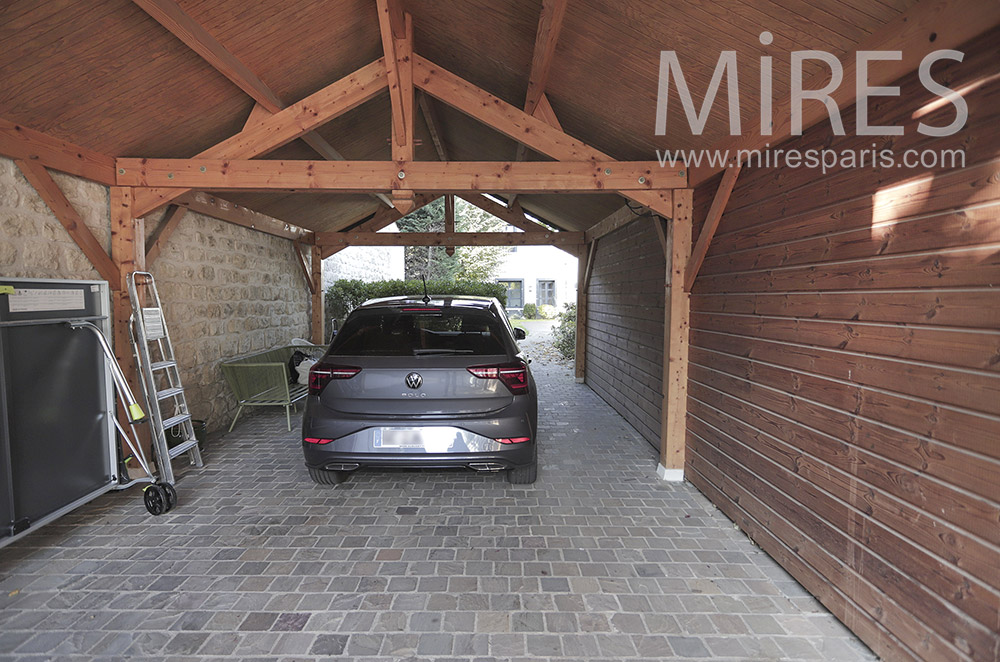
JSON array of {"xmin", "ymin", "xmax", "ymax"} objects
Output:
[{"xmin": 0, "ymin": 358, "xmax": 877, "ymax": 661}]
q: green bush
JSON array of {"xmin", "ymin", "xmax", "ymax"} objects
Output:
[
  {"xmin": 552, "ymin": 303, "xmax": 576, "ymax": 360},
  {"xmin": 522, "ymin": 303, "xmax": 538, "ymax": 319},
  {"xmin": 325, "ymin": 279, "xmax": 507, "ymax": 328},
  {"xmin": 538, "ymin": 304, "xmax": 557, "ymax": 319}
]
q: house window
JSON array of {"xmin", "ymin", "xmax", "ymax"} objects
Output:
[
  {"xmin": 537, "ymin": 280, "xmax": 556, "ymax": 307},
  {"xmin": 498, "ymin": 279, "xmax": 524, "ymax": 308}
]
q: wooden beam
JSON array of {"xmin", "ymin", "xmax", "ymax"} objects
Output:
[
  {"xmin": 131, "ymin": 0, "xmax": 397, "ymax": 210},
  {"xmin": 583, "ymin": 239, "xmax": 597, "ymax": 291},
  {"xmin": 688, "ymin": 0, "xmax": 1000, "ymax": 188},
  {"xmin": 15, "ymin": 160, "xmax": 120, "ymax": 286},
  {"xmin": 1, "ymin": 118, "xmax": 116, "ymax": 185},
  {"xmin": 311, "ymin": 244, "xmax": 324, "ymax": 344},
  {"xmin": 378, "ymin": 0, "xmax": 415, "ymax": 212},
  {"xmin": 117, "ymin": 159, "xmax": 684, "ymax": 192},
  {"xmin": 413, "ymin": 55, "xmax": 681, "ymax": 217},
  {"xmin": 444, "ymin": 194, "xmax": 456, "ymax": 256},
  {"xmin": 145, "ymin": 205, "xmax": 187, "ymax": 267},
  {"xmin": 524, "ymin": 0, "xmax": 568, "ymax": 116},
  {"xmin": 132, "ymin": 57, "xmax": 388, "ymax": 217},
  {"xmin": 174, "ymin": 191, "xmax": 312, "ymax": 242},
  {"xmin": 584, "ymin": 205, "xmax": 637, "ymax": 243},
  {"xmin": 457, "ymin": 194, "xmax": 544, "ymax": 233},
  {"xmin": 316, "ymin": 231, "xmax": 583, "ymax": 248},
  {"xmin": 685, "ymin": 165, "xmax": 741, "ymax": 290},
  {"xmin": 652, "ymin": 214, "xmax": 668, "ymax": 258},
  {"xmin": 418, "ymin": 91, "xmax": 449, "ymax": 161},
  {"xmin": 511, "ymin": 94, "xmax": 564, "ymax": 201},
  {"xmin": 293, "ymin": 241, "xmax": 316, "ymax": 295},
  {"xmin": 110, "ymin": 187, "xmax": 147, "ymax": 455},
  {"xmin": 660, "ymin": 190, "xmax": 691, "ymax": 478},
  {"xmin": 574, "ymin": 244, "xmax": 589, "ymax": 382}
]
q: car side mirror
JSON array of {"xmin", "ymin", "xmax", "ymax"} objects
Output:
[{"xmin": 514, "ymin": 328, "xmax": 526, "ymax": 340}]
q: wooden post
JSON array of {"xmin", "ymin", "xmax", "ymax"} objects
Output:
[
  {"xmin": 444, "ymin": 194, "xmax": 455, "ymax": 257},
  {"xmin": 109, "ymin": 187, "xmax": 149, "ymax": 456},
  {"xmin": 659, "ymin": 189, "xmax": 691, "ymax": 481},
  {"xmin": 311, "ymin": 244, "xmax": 324, "ymax": 344},
  {"xmin": 574, "ymin": 241, "xmax": 596, "ymax": 382}
]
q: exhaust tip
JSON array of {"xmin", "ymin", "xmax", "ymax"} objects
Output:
[
  {"xmin": 323, "ymin": 463, "xmax": 360, "ymax": 472},
  {"xmin": 468, "ymin": 462, "xmax": 506, "ymax": 472}
]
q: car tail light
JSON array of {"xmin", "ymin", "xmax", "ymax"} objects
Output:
[
  {"xmin": 304, "ymin": 437, "xmax": 334, "ymax": 445},
  {"xmin": 309, "ymin": 363, "xmax": 361, "ymax": 395},
  {"xmin": 496, "ymin": 436, "xmax": 531, "ymax": 444},
  {"xmin": 468, "ymin": 360, "xmax": 529, "ymax": 395}
]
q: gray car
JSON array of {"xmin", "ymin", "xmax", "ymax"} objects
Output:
[{"xmin": 302, "ymin": 296, "xmax": 538, "ymax": 485}]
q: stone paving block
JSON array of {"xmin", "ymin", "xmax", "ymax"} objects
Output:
[{"xmin": 0, "ymin": 361, "xmax": 876, "ymax": 662}]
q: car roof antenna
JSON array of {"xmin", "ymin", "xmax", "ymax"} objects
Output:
[{"xmin": 421, "ymin": 274, "xmax": 431, "ymax": 305}]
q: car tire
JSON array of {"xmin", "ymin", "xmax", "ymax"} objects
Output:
[
  {"xmin": 308, "ymin": 466, "xmax": 349, "ymax": 485},
  {"xmin": 507, "ymin": 443, "xmax": 538, "ymax": 485}
]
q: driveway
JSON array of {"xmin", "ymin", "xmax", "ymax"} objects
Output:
[{"xmin": 0, "ymin": 360, "xmax": 875, "ymax": 660}]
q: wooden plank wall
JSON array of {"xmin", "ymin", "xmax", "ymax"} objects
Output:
[
  {"xmin": 686, "ymin": 30, "xmax": 1000, "ymax": 662},
  {"xmin": 585, "ymin": 216, "xmax": 665, "ymax": 446}
]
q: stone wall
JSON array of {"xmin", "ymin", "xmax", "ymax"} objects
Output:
[
  {"xmin": 323, "ymin": 222, "xmax": 404, "ymax": 284},
  {"xmin": 0, "ymin": 156, "xmax": 312, "ymax": 432}
]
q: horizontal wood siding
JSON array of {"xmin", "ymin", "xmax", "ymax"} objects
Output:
[
  {"xmin": 687, "ymin": 30, "xmax": 1000, "ymax": 662},
  {"xmin": 585, "ymin": 217, "xmax": 665, "ymax": 447}
]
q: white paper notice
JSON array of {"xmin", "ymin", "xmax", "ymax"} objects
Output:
[{"xmin": 8, "ymin": 288, "xmax": 85, "ymax": 313}]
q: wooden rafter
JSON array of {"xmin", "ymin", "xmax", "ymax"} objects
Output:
[
  {"xmin": 15, "ymin": 160, "xmax": 120, "ymax": 286},
  {"xmin": 584, "ymin": 205, "xmax": 636, "ymax": 243},
  {"xmin": 377, "ymin": 0, "xmax": 415, "ymax": 212},
  {"xmin": 116, "ymin": 158, "xmax": 684, "ymax": 192},
  {"xmin": 132, "ymin": 57, "xmax": 388, "ymax": 217},
  {"xmin": 1, "ymin": 118, "xmax": 116, "ymax": 186},
  {"xmin": 688, "ymin": 0, "xmax": 1000, "ymax": 187},
  {"xmin": 131, "ymin": 0, "xmax": 394, "ymax": 209},
  {"xmin": 316, "ymin": 231, "xmax": 584, "ymax": 248},
  {"xmin": 510, "ymin": 0, "xmax": 568, "ymax": 176},
  {"xmin": 457, "ymin": 194, "xmax": 547, "ymax": 233},
  {"xmin": 685, "ymin": 165, "xmax": 741, "ymax": 290},
  {"xmin": 173, "ymin": 192, "xmax": 312, "ymax": 242},
  {"xmin": 418, "ymin": 91, "xmax": 449, "ymax": 161},
  {"xmin": 145, "ymin": 205, "xmax": 187, "ymax": 266},
  {"xmin": 413, "ymin": 55, "xmax": 678, "ymax": 219}
]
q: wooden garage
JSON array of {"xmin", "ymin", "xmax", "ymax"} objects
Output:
[{"xmin": 0, "ymin": 1, "xmax": 997, "ymax": 660}]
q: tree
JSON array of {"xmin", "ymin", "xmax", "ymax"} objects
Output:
[{"xmin": 396, "ymin": 197, "xmax": 509, "ymax": 281}]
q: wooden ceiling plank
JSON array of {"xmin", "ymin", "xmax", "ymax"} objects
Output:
[
  {"xmin": 316, "ymin": 231, "xmax": 583, "ymax": 248},
  {"xmin": 1, "ymin": 118, "xmax": 116, "ymax": 186},
  {"xmin": 412, "ymin": 55, "xmax": 680, "ymax": 219},
  {"xmin": 418, "ymin": 91, "xmax": 449, "ymax": 161},
  {"xmin": 15, "ymin": 159, "xmax": 120, "ymax": 286},
  {"xmin": 173, "ymin": 191, "xmax": 313, "ymax": 243},
  {"xmin": 685, "ymin": 164, "xmax": 741, "ymax": 290},
  {"xmin": 457, "ymin": 194, "xmax": 547, "ymax": 233},
  {"xmin": 117, "ymin": 158, "xmax": 685, "ymax": 192},
  {"xmin": 689, "ymin": 0, "xmax": 1000, "ymax": 187},
  {"xmin": 145, "ymin": 205, "xmax": 187, "ymax": 267},
  {"xmin": 524, "ymin": 0, "xmax": 569, "ymax": 117},
  {"xmin": 133, "ymin": 0, "xmax": 394, "ymax": 210},
  {"xmin": 132, "ymin": 56, "xmax": 388, "ymax": 217}
]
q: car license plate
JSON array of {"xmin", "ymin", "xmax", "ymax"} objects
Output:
[{"xmin": 373, "ymin": 428, "xmax": 425, "ymax": 449}]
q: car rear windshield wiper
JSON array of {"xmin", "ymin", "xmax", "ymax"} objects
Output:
[{"xmin": 413, "ymin": 348, "xmax": 474, "ymax": 355}]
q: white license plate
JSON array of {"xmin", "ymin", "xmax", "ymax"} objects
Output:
[{"xmin": 373, "ymin": 428, "xmax": 425, "ymax": 449}]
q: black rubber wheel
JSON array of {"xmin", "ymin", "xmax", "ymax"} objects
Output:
[
  {"xmin": 161, "ymin": 483, "xmax": 178, "ymax": 512},
  {"xmin": 507, "ymin": 443, "xmax": 538, "ymax": 485},
  {"xmin": 143, "ymin": 484, "xmax": 167, "ymax": 515},
  {"xmin": 308, "ymin": 466, "xmax": 349, "ymax": 485}
]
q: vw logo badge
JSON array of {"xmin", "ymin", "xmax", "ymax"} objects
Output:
[{"xmin": 405, "ymin": 372, "xmax": 423, "ymax": 389}]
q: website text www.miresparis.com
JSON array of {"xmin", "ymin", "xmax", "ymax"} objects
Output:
[{"xmin": 655, "ymin": 146, "xmax": 967, "ymax": 176}]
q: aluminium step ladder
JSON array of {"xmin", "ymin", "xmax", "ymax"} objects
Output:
[{"xmin": 127, "ymin": 271, "xmax": 203, "ymax": 485}]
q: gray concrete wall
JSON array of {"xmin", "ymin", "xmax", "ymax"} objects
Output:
[{"xmin": 0, "ymin": 156, "xmax": 311, "ymax": 431}]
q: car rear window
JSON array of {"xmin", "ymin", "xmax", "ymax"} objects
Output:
[{"xmin": 329, "ymin": 308, "xmax": 509, "ymax": 356}]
